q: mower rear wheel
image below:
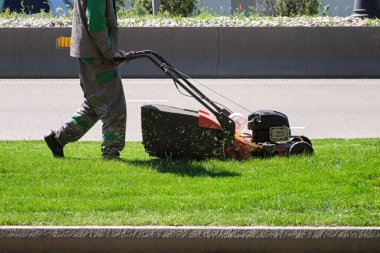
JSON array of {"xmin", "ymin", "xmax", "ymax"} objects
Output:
[
  {"xmin": 289, "ymin": 141, "xmax": 314, "ymax": 155},
  {"xmin": 292, "ymin": 136, "xmax": 312, "ymax": 146}
]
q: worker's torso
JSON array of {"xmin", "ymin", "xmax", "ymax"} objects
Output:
[{"xmin": 70, "ymin": 0, "xmax": 118, "ymax": 58}]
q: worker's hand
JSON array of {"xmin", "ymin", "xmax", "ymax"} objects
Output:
[
  {"xmin": 113, "ymin": 51, "xmax": 135, "ymax": 65},
  {"xmin": 121, "ymin": 51, "xmax": 135, "ymax": 62},
  {"xmin": 113, "ymin": 52, "xmax": 123, "ymax": 66}
]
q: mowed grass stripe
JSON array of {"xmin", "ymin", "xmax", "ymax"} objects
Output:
[{"xmin": 0, "ymin": 139, "xmax": 379, "ymax": 226}]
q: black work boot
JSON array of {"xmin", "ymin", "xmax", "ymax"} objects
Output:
[
  {"xmin": 44, "ymin": 131, "xmax": 64, "ymax": 158},
  {"xmin": 102, "ymin": 154, "xmax": 120, "ymax": 161},
  {"xmin": 102, "ymin": 151, "xmax": 125, "ymax": 161}
]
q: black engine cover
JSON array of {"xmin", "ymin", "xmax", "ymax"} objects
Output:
[
  {"xmin": 141, "ymin": 104, "xmax": 225, "ymax": 160},
  {"xmin": 248, "ymin": 110, "xmax": 290, "ymax": 143}
]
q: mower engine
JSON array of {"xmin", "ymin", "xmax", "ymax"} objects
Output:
[
  {"xmin": 249, "ymin": 110, "xmax": 290, "ymax": 143},
  {"xmin": 244, "ymin": 110, "xmax": 313, "ymax": 157}
]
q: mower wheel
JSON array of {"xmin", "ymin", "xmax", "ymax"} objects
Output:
[
  {"xmin": 289, "ymin": 141, "xmax": 314, "ymax": 156},
  {"xmin": 292, "ymin": 136, "xmax": 312, "ymax": 146},
  {"xmin": 300, "ymin": 135, "xmax": 312, "ymax": 146}
]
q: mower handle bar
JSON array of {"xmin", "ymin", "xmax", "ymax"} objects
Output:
[
  {"xmin": 114, "ymin": 50, "xmax": 165, "ymax": 64},
  {"xmin": 114, "ymin": 50, "xmax": 228, "ymax": 116},
  {"xmin": 115, "ymin": 50, "xmax": 236, "ymax": 147}
]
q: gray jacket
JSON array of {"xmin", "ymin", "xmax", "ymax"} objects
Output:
[{"xmin": 70, "ymin": 0, "xmax": 119, "ymax": 60}]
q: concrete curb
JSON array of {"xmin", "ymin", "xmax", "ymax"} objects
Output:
[
  {"xmin": 1, "ymin": 226, "xmax": 379, "ymax": 253},
  {"xmin": 1, "ymin": 226, "xmax": 380, "ymax": 239}
]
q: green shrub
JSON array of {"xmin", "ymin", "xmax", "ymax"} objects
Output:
[
  {"xmin": 129, "ymin": 0, "xmax": 152, "ymax": 15},
  {"xmin": 161, "ymin": 0, "xmax": 197, "ymax": 17},
  {"xmin": 133, "ymin": 0, "xmax": 152, "ymax": 13},
  {"xmin": 133, "ymin": 0, "xmax": 197, "ymax": 17},
  {"xmin": 115, "ymin": 0, "xmax": 127, "ymax": 12},
  {"xmin": 275, "ymin": 0, "xmax": 320, "ymax": 16}
]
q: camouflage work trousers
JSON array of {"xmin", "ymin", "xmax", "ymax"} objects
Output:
[{"xmin": 55, "ymin": 59, "xmax": 126, "ymax": 157}]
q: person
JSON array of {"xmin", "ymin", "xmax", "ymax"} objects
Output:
[{"xmin": 44, "ymin": 0, "xmax": 132, "ymax": 160}]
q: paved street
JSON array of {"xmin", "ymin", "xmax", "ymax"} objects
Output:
[{"xmin": 0, "ymin": 79, "xmax": 379, "ymax": 141}]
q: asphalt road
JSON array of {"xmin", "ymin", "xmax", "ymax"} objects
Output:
[{"xmin": 1, "ymin": 79, "xmax": 379, "ymax": 141}]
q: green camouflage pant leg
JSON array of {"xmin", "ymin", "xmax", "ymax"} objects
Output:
[
  {"xmin": 101, "ymin": 104, "xmax": 126, "ymax": 157},
  {"xmin": 79, "ymin": 59, "xmax": 126, "ymax": 157},
  {"xmin": 56, "ymin": 83, "xmax": 99, "ymax": 145}
]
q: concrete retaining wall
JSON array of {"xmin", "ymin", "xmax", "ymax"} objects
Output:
[
  {"xmin": 120, "ymin": 27, "xmax": 219, "ymax": 78},
  {"xmin": 0, "ymin": 27, "xmax": 380, "ymax": 78},
  {"xmin": 1, "ymin": 226, "xmax": 379, "ymax": 253}
]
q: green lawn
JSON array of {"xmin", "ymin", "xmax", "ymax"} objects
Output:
[{"xmin": 0, "ymin": 139, "xmax": 379, "ymax": 226}]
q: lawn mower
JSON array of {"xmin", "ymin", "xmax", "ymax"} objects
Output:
[{"xmin": 117, "ymin": 50, "xmax": 314, "ymax": 160}]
